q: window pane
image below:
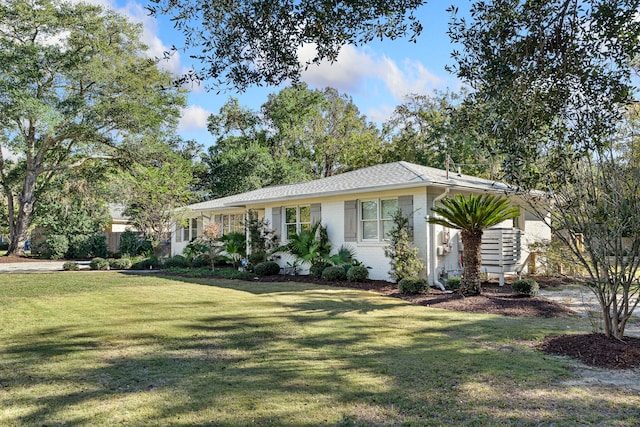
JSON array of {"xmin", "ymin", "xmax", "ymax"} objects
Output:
[
  {"xmin": 183, "ymin": 226, "xmax": 189, "ymax": 241},
  {"xmin": 381, "ymin": 199, "xmax": 398, "ymax": 219},
  {"xmin": 232, "ymin": 215, "xmax": 243, "ymax": 232},
  {"xmin": 299, "ymin": 205, "xmax": 311, "ymax": 223},
  {"xmin": 361, "ymin": 201, "xmax": 378, "ymax": 220},
  {"xmin": 285, "ymin": 207, "xmax": 297, "ymax": 224},
  {"xmin": 300, "ymin": 223, "xmax": 311, "ymax": 233},
  {"xmin": 362, "ymin": 221, "xmax": 378, "ymax": 240},
  {"xmin": 286, "ymin": 224, "xmax": 297, "ymax": 239},
  {"xmin": 382, "ymin": 220, "xmax": 395, "ymax": 240}
]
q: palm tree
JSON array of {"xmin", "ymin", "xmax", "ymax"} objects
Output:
[
  {"xmin": 428, "ymin": 194, "xmax": 520, "ymax": 296},
  {"xmin": 277, "ymin": 222, "xmax": 332, "ymax": 267}
]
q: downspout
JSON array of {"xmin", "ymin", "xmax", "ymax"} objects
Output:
[{"xmin": 429, "ymin": 188, "xmax": 450, "ymax": 291}]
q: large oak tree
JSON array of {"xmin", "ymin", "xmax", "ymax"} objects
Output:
[{"xmin": 0, "ymin": 0, "xmax": 185, "ymax": 255}]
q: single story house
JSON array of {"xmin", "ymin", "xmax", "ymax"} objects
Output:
[{"xmin": 172, "ymin": 161, "xmax": 549, "ymax": 286}]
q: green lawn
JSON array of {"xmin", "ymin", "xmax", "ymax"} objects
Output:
[{"xmin": 1, "ymin": 273, "xmax": 638, "ymax": 426}]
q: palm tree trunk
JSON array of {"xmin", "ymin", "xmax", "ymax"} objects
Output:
[{"xmin": 461, "ymin": 229, "xmax": 483, "ymax": 296}]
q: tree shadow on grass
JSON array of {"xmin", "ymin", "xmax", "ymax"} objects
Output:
[{"xmin": 1, "ymin": 275, "xmax": 638, "ymax": 425}]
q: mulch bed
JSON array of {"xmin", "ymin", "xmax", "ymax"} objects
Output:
[{"xmin": 538, "ymin": 333, "xmax": 640, "ymax": 370}]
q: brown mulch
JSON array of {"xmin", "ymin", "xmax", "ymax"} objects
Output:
[
  {"xmin": 257, "ymin": 274, "xmax": 574, "ymax": 318},
  {"xmin": 538, "ymin": 333, "xmax": 640, "ymax": 370},
  {"xmin": 257, "ymin": 274, "xmax": 640, "ymax": 369}
]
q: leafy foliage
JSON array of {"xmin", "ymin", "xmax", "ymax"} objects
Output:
[
  {"xmin": 512, "ymin": 279, "xmax": 539, "ymax": 297},
  {"xmin": 0, "ymin": 0, "xmax": 184, "ymax": 255},
  {"xmin": 89, "ymin": 257, "xmax": 110, "ymax": 271},
  {"xmin": 429, "ymin": 194, "xmax": 519, "ymax": 296},
  {"xmin": 44, "ymin": 235, "xmax": 69, "ymax": 260},
  {"xmin": 382, "ymin": 90, "xmax": 497, "ymax": 178},
  {"xmin": 384, "ymin": 210, "xmax": 424, "ymax": 282},
  {"xmin": 398, "ymin": 277, "xmax": 428, "ymax": 294},
  {"xmin": 245, "ymin": 210, "xmax": 277, "ymax": 266},
  {"xmin": 253, "ymin": 261, "xmax": 281, "ymax": 277},
  {"xmin": 310, "ymin": 260, "xmax": 332, "ymax": 279},
  {"xmin": 278, "ymin": 223, "xmax": 331, "ymax": 265},
  {"xmin": 62, "ymin": 261, "xmax": 79, "ymax": 271},
  {"xmin": 446, "ymin": 277, "xmax": 462, "ymax": 291},
  {"xmin": 219, "ymin": 232, "xmax": 247, "ymax": 269},
  {"xmin": 447, "ymin": 0, "xmax": 640, "ymax": 188},
  {"xmin": 147, "ymin": 0, "xmax": 424, "ymax": 90},
  {"xmin": 108, "ymin": 258, "xmax": 132, "ymax": 270},
  {"xmin": 347, "ymin": 265, "xmax": 369, "ymax": 282},
  {"xmin": 321, "ymin": 266, "xmax": 347, "ymax": 282}
]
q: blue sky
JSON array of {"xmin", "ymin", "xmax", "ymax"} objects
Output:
[{"xmin": 104, "ymin": 0, "xmax": 466, "ymax": 145}]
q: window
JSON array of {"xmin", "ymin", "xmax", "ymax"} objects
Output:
[
  {"xmin": 220, "ymin": 214, "xmax": 244, "ymax": 234},
  {"xmin": 183, "ymin": 223, "xmax": 190, "ymax": 241},
  {"xmin": 285, "ymin": 205, "xmax": 311, "ymax": 239},
  {"xmin": 360, "ymin": 199, "xmax": 397, "ymax": 241}
]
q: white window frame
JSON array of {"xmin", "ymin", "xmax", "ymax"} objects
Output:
[
  {"xmin": 284, "ymin": 205, "xmax": 311, "ymax": 239},
  {"xmin": 220, "ymin": 214, "xmax": 244, "ymax": 235},
  {"xmin": 359, "ymin": 198, "xmax": 398, "ymax": 242}
]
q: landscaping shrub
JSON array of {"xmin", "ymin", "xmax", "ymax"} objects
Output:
[
  {"xmin": 109, "ymin": 258, "xmax": 132, "ymax": 270},
  {"xmin": 130, "ymin": 255, "xmax": 160, "ymax": 270},
  {"xmin": 398, "ymin": 277, "xmax": 428, "ymax": 295},
  {"xmin": 63, "ymin": 261, "xmax": 79, "ymax": 271},
  {"xmin": 321, "ymin": 266, "xmax": 347, "ymax": 281},
  {"xmin": 163, "ymin": 255, "xmax": 189, "ymax": 269},
  {"xmin": 253, "ymin": 261, "xmax": 281, "ymax": 276},
  {"xmin": 310, "ymin": 260, "xmax": 332, "ymax": 279},
  {"xmin": 446, "ymin": 276, "xmax": 462, "ymax": 291},
  {"xmin": 89, "ymin": 257, "xmax": 110, "ymax": 270},
  {"xmin": 512, "ymin": 278, "xmax": 539, "ymax": 297},
  {"xmin": 45, "ymin": 234, "xmax": 69, "ymax": 260},
  {"xmin": 189, "ymin": 254, "xmax": 212, "ymax": 268},
  {"xmin": 347, "ymin": 265, "xmax": 369, "ymax": 282}
]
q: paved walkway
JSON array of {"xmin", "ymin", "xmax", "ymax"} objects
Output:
[{"xmin": 0, "ymin": 260, "xmax": 90, "ymax": 273}]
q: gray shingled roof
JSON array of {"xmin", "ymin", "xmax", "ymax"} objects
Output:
[{"xmin": 185, "ymin": 161, "xmax": 509, "ymax": 212}]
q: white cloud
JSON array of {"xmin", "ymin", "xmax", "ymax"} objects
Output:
[
  {"xmin": 367, "ymin": 105, "xmax": 396, "ymax": 124},
  {"xmin": 299, "ymin": 44, "xmax": 445, "ymax": 101},
  {"xmin": 299, "ymin": 44, "xmax": 377, "ymax": 92},
  {"xmin": 377, "ymin": 58, "xmax": 444, "ymax": 101},
  {"xmin": 178, "ymin": 105, "xmax": 211, "ymax": 131}
]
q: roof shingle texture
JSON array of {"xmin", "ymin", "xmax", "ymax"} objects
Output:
[{"xmin": 186, "ymin": 161, "xmax": 507, "ymax": 211}]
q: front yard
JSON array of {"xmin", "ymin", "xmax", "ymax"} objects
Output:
[{"xmin": 1, "ymin": 272, "xmax": 639, "ymax": 426}]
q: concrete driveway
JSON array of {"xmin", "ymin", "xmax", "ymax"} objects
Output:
[{"xmin": 0, "ymin": 260, "xmax": 90, "ymax": 273}]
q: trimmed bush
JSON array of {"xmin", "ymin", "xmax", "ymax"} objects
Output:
[
  {"xmin": 189, "ymin": 254, "xmax": 212, "ymax": 268},
  {"xmin": 45, "ymin": 234, "xmax": 69, "ymax": 260},
  {"xmin": 63, "ymin": 261, "xmax": 79, "ymax": 271},
  {"xmin": 398, "ymin": 277, "xmax": 428, "ymax": 295},
  {"xmin": 347, "ymin": 265, "xmax": 369, "ymax": 282},
  {"xmin": 131, "ymin": 255, "xmax": 160, "ymax": 270},
  {"xmin": 163, "ymin": 255, "xmax": 189, "ymax": 269},
  {"xmin": 446, "ymin": 276, "xmax": 462, "ymax": 291},
  {"xmin": 89, "ymin": 257, "xmax": 110, "ymax": 271},
  {"xmin": 321, "ymin": 266, "xmax": 347, "ymax": 281},
  {"xmin": 109, "ymin": 258, "xmax": 132, "ymax": 270},
  {"xmin": 310, "ymin": 260, "xmax": 332, "ymax": 279},
  {"xmin": 512, "ymin": 278, "xmax": 539, "ymax": 297},
  {"xmin": 253, "ymin": 261, "xmax": 281, "ymax": 276}
]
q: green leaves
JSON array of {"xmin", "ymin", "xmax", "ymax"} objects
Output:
[
  {"xmin": 428, "ymin": 193, "xmax": 519, "ymax": 232},
  {"xmin": 448, "ymin": 0, "xmax": 640, "ymax": 189},
  {"xmin": 147, "ymin": 0, "xmax": 424, "ymax": 90}
]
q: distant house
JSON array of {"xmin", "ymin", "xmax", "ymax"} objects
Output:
[
  {"xmin": 172, "ymin": 161, "xmax": 550, "ymax": 286},
  {"xmin": 104, "ymin": 203, "xmax": 136, "ymax": 254}
]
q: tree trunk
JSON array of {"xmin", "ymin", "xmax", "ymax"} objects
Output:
[
  {"xmin": 461, "ymin": 229, "xmax": 483, "ymax": 296},
  {"xmin": 6, "ymin": 168, "xmax": 38, "ymax": 257}
]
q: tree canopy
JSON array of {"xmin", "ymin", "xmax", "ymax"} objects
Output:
[
  {"xmin": 146, "ymin": 0, "xmax": 425, "ymax": 90},
  {"xmin": 447, "ymin": 0, "xmax": 640, "ymax": 188},
  {"xmin": 202, "ymin": 84, "xmax": 382, "ymax": 197},
  {"xmin": 0, "ymin": 0, "xmax": 185, "ymax": 255}
]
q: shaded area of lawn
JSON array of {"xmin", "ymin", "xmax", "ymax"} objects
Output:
[{"xmin": 1, "ymin": 273, "xmax": 639, "ymax": 426}]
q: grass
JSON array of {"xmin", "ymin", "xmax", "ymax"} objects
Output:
[{"xmin": 0, "ymin": 273, "xmax": 639, "ymax": 426}]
